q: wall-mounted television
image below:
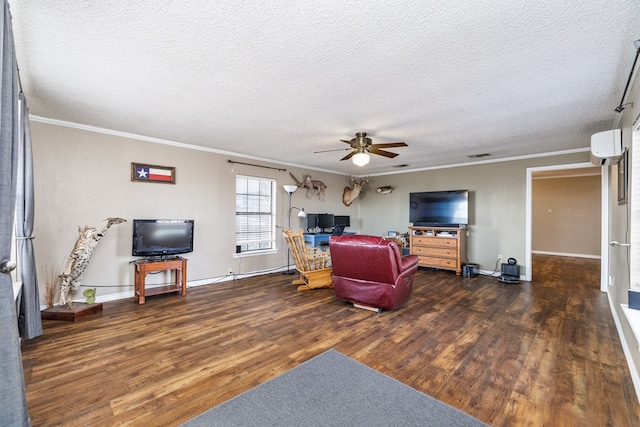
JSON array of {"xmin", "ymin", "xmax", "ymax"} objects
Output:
[
  {"xmin": 409, "ymin": 190, "xmax": 469, "ymax": 227},
  {"xmin": 132, "ymin": 219, "xmax": 194, "ymax": 258}
]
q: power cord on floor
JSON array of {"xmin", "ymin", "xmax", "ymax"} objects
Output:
[{"xmin": 481, "ymin": 258, "xmax": 501, "ymax": 277}]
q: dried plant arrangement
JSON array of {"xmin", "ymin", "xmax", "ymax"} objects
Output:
[{"xmin": 41, "ymin": 264, "xmax": 62, "ymax": 308}]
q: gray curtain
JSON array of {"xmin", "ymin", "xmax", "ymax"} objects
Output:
[
  {"xmin": 16, "ymin": 93, "xmax": 41, "ymax": 339},
  {"xmin": 0, "ymin": 0, "xmax": 31, "ymax": 425}
]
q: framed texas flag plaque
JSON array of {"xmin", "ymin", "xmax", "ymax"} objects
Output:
[{"xmin": 131, "ymin": 163, "xmax": 175, "ymax": 184}]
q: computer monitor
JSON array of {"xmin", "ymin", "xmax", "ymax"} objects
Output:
[
  {"xmin": 305, "ymin": 214, "xmax": 319, "ymax": 232},
  {"xmin": 317, "ymin": 213, "xmax": 334, "ymax": 232},
  {"xmin": 334, "ymin": 215, "xmax": 350, "ymax": 227}
]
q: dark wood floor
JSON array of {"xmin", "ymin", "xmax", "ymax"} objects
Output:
[{"xmin": 21, "ymin": 254, "xmax": 640, "ymax": 426}]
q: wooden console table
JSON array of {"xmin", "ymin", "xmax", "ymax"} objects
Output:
[{"xmin": 133, "ymin": 257, "xmax": 187, "ymax": 304}]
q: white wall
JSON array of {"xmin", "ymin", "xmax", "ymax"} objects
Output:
[{"xmin": 607, "ymin": 72, "xmax": 640, "ymax": 399}]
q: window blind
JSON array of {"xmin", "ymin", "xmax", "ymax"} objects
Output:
[{"xmin": 235, "ymin": 175, "xmax": 276, "ymax": 252}]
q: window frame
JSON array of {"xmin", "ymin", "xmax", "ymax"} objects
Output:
[
  {"xmin": 235, "ymin": 175, "xmax": 277, "ymax": 255},
  {"xmin": 630, "ymin": 130, "xmax": 640, "ymax": 288}
]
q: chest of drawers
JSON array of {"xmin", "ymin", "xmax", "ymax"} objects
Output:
[{"xmin": 409, "ymin": 226, "xmax": 467, "ymax": 275}]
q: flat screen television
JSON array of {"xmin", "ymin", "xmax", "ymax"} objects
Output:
[
  {"xmin": 409, "ymin": 190, "xmax": 469, "ymax": 227},
  {"xmin": 132, "ymin": 219, "xmax": 194, "ymax": 258},
  {"xmin": 334, "ymin": 215, "xmax": 350, "ymax": 227}
]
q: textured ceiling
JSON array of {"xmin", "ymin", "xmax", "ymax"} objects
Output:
[{"xmin": 9, "ymin": 1, "xmax": 640, "ymax": 175}]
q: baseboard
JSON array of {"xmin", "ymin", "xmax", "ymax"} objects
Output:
[
  {"xmin": 478, "ymin": 269, "xmax": 497, "ymax": 277},
  {"xmin": 40, "ymin": 268, "xmax": 288, "ymax": 310},
  {"xmin": 608, "ymin": 292, "xmax": 640, "ymax": 404},
  {"xmin": 531, "ymin": 250, "xmax": 601, "ymax": 260},
  {"xmin": 477, "ymin": 269, "xmax": 525, "ymax": 281}
]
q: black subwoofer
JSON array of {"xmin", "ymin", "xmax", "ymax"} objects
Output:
[{"xmin": 463, "ymin": 264, "xmax": 479, "ymax": 278}]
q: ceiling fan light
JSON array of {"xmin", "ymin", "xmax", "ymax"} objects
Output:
[{"xmin": 352, "ymin": 152, "xmax": 370, "ymax": 167}]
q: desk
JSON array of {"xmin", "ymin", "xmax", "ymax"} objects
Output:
[
  {"xmin": 304, "ymin": 232, "xmax": 355, "ymax": 247},
  {"xmin": 133, "ymin": 257, "xmax": 187, "ymax": 304}
]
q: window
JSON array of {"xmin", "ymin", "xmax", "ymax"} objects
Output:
[{"xmin": 235, "ymin": 175, "xmax": 276, "ymax": 253}]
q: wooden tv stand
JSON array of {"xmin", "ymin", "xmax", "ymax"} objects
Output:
[
  {"xmin": 409, "ymin": 226, "xmax": 467, "ymax": 275},
  {"xmin": 133, "ymin": 257, "xmax": 187, "ymax": 304}
]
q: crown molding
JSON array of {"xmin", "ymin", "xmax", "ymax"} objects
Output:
[{"xmin": 29, "ymin": 115, "xmax": 590, "ymax": 178}]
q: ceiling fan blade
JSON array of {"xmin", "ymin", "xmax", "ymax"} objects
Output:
[
  {"xmin": 313, "ymin": 147, "xmax": 351, "ymax": 154},
  {"xmin": 369, "ymin": 148, "xmax": 399, "ymax": 158},
  {"xmin": 370, "ymin": 142, "xmax": 407, "ymax": 149},
  {"xmin": 331, "ymin": 133, "xmax": 406, "ymax": 161},
  {"xmin": 340, "ymin": 151, "xmax": 356, "ymax": 161}
]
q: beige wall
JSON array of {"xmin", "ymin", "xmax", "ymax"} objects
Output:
[
  {"xmin": 34, "ymin": 119, "xmax": 593, "ymax": 299},
  {"xmin": 532, "ymin": 175, "xmax": 601, "ymax": 257},
  {"xmin": 32, "ymin": 98, "xmax": 640, "ymax": 397},
  {"xmin": 356, "ymin": 152, "xmax": 591, "ymax": 272},
  {"xmin": 28, "ymin": 66, "xmax": 640, "ymax": 402},
  {"xmin": 31, "ymin": 121, "xmax": 352, "ymax": 300}
]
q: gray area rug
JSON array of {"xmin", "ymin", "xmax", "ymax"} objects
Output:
[{"xmin": 181, "ymin": 349, "xmax": 488, "ymax": 426}]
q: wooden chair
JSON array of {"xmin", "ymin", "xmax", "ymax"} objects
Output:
[{"xmin": 282, "ymin": 228, "xmax": 333, "ymax": 291}]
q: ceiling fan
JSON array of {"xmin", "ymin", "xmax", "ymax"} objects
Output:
[{"xmin": 314, "ymin": 132, "xmax": 408, "ymax": 166}]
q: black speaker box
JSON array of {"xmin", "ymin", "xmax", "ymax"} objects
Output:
[
  {"xmin": 463, "ymin": 264, "xmax": 479, "ymax": 278},
  {"xmin": 629, "ymin": 289, "xmax": 640, "ymax": 310}
]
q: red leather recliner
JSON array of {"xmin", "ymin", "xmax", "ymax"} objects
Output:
[{"xmin": 328, "ymin": 234, "xmax": 419, "ymax": 311}]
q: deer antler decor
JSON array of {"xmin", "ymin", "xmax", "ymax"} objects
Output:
[{"xmin": 342, "ymin": 175, "xmax": 369, "ymax": 206}]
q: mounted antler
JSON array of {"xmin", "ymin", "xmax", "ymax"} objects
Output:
[{"xmin": 342, "ymin": 175, "xmax": 369, "ymax": 206}]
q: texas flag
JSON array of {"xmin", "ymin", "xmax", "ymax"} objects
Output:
[{"xmin": 136, "ymin": 166, "xmax": 173, "ymax": 182}]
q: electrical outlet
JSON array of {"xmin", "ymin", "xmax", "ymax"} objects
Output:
[
  {"xmin": 498, "ymin": 254, "xmax": 503, "ymax": 262},
  {"xmin": 228, "ymin": 267, "xmax": 233, "ymax": 274}
]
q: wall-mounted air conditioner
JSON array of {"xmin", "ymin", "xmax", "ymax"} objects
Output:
[{"xmin": 590, "ymin": 129, "xmax": 622, "ymax": 166}]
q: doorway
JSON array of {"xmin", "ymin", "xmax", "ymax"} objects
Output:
[{"xmin": 525, "ymin": 162, "xmax": 607, "ymax": 290}]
